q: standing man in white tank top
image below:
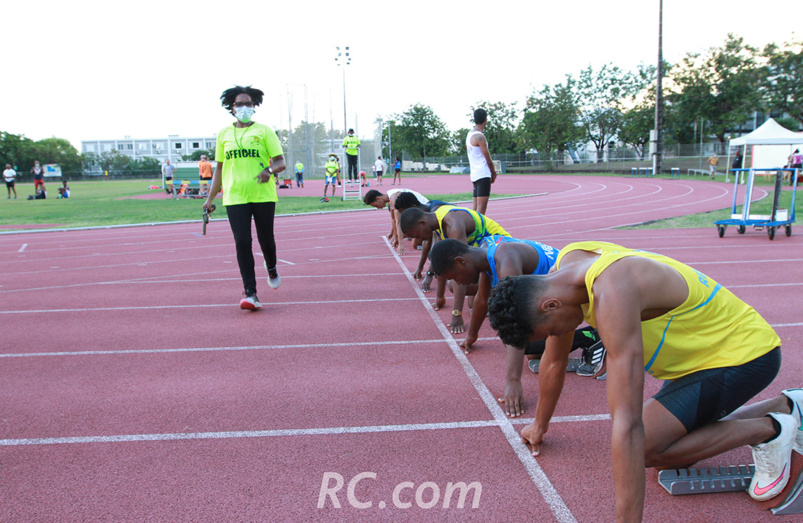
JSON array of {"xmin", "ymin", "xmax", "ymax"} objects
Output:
[{"xmin": 466, "ymin": 108, "xmax": 497, "ymax": 215}]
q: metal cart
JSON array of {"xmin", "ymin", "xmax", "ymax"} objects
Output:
[{"xmin": 714, "ymin": 168, "xmax": 798, "ymax": 240}]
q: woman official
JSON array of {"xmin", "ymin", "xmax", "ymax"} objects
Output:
[{"xmin": 203, "ymin": 85, "xmax": 285, "ymax": 309}]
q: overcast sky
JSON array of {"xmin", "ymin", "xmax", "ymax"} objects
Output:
[{"xmin": 2, "ymin": 0, "xmax": 799, "ymax": 150}]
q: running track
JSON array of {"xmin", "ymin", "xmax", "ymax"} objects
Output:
[{"xmin": 1, "ymin": 175, "xmax": 800, "ymax": 522}]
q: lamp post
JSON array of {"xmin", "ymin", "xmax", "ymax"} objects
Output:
[
  {"xmin": 335, "ymin": 46, "xmax": 351, "ymax": 136},
  {"xmin": 653, "ymin": 0, "xmax": 664, "ymax": 175}
]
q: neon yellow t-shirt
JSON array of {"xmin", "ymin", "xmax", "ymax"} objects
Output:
[
  {"xmin": 343, "ymin": 135, "xmax": 360, "ymax": 155},
  {"xmin": 325, "ymin": 160, "xmax": 339, "ymax": 175},
  {"xmin": 215, "ymin": 122, "xmax": 283, "ymax": 206},
  {"xmin": 555, "ymin": 241, "xmax": 780, "ymax": 380}
]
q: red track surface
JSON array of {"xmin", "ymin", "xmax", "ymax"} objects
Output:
[{"xmin": 1, "ymin": 175, "xmax": 800, "ymax": 522}]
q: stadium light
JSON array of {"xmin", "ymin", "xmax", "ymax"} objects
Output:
[{"xmin": 335, "ymin": 46, "xmax": 351, "ymax": 135}]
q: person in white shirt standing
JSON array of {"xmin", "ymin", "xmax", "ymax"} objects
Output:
[
  {"xmin": 373, "ymin": 156, "xmax": 386, "ymax": 186},
  {"xmin": 466, "ymin": 108, "xmax": 497, "ymax": 215},
  {"xmin": 3, "ymin": 164, "xmax": 17, "ymax": 199}
]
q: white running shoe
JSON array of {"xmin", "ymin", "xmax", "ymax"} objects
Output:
[
  {"xmin": 749, "ymin": 412, "xmax": 797, "ymax": 501},
  {"xmin": 240, "ymin": 294, "xmax": 262, "ymax": 310},
  {"xmin": 781, "ymin": 388, "xmax": 803, "ymax": 453},
  {"xmin": 264, "ymin": 261, "xmax": 281, "ymax": 289}
]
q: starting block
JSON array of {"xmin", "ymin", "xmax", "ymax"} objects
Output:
[
  {"xmin": 659, "ymin": 465, "xmax": 754, "ymax": 495},
  {"xmin": 659, "ymin": 451, "xmax": 803, "ymax": 515}
]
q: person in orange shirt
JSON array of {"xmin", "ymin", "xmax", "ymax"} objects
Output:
[{"xmin": 198, "ymin": 154, "xmax": 213, "ymax": 196}]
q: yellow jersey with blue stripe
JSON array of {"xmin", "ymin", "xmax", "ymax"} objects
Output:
[
  {"xmin": 433, "ymin": 205, "xmax": 510, "ymax": 247},
  {"xmin": 555, "ymin": 241, "xmax": 780, "ymax": 380}
]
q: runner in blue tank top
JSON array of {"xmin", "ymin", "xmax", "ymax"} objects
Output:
[{"xmin": 428, "ymin": 238, "xmax": 562, "ymax": 417}]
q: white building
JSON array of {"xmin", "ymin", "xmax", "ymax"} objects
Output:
[{"xmin": 81, "ymin": 135, "xmax": 217, "ymax": 163}]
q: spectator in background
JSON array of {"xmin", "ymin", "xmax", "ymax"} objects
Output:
[
  {"xmin": 4, "ymin": 163, "xmax": 17, "ymax": 199},
  {"xmin": 57, "ymin": 180, "xmax": 70, "ymax": 199},
  {"xmin": 198, "ymin": 155, "xmax": 213, "ymax": 195},
  {"xmin": 342, "ymin": 128, "xmax": 360, "ymax": 182},
  {"xmin": 732, "ymin": 149, "xmax": 743, "ymax": 171},
  {"xmin": 466, "ymin": 108, "xmax": 497, "ymax": 216},
  {"xmin": 707, "ymin": 153, "xmax": 719, "ymax": 178},
  {"xmin": 392, "ymin": 157, "xmax": 402, "ymax": 185},
  {"xmin": 788, "ymin": 149, "xmax": 802, "ymax": 186},
  {"xmin": 374, "ymin": 156, "xmax": 386, "ymax": 186},
  {"xmin": 294, "ymin": 161, "xmax": 305, "ymax": 188},
  {"xmin": 31, "ymin": 160, "xmax": 44, "ymax": 192},
  {"xmin": 162, "ymin": 159, "xmax": 176, "ymax": 194}
]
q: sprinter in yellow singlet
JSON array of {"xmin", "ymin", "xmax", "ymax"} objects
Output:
[
  {"xmin": 487, "ymin": 241, "xmax": 801, "ymax": 522},
  {"xmin": 400, "ymin": 205, "xmax": 510, "ymax": 333}
]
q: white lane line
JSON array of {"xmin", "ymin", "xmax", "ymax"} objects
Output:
[
  {"xmin": 0, "ymin": 338, "xmax": 452, "ymax": 358},
  {"xmin": 18, "ymin": 244, "xmax": 27, "ymax": 252},
  {"xmin": 0, "ymin": 414, "xmax": 605, "ymax": 447},
  {"xmin": 383, "ymin": 236, "xmax": 577, "ymax": 523},
  {"xmin": 0, "ymin": 297, "xmax": 420, "ymax": 315}
]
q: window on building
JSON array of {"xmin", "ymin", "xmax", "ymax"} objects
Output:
[
  {"xmin": 192, "ymin": 142, "xmax": 200, "ymax": 149},
  {"xmin": 138, "ymin": 143, "xmax": 148, "ymax": 150},
  {"xmin": 206, "ymin": 142, "xmax": 214, "ymax": 149},
  {"xmin": 175, "ymin": 143, "xmax": 182, "ymax": 149}
]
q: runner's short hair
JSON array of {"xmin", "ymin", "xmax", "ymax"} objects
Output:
[
  {"xmin": 363, "ymin": 189, "xmax": 382, "ymax": 205},
  {"xmin": 393, "ymin": 191, "xmax": 426, "ymax": 213},
  {"xmin": 400, "ymin": 207, "xmax": 426, "ymax": 234},
  {"xmin": 429, "ymin": 239, "xmax": 469, "ymax": 275},
  {"xmin": 473, "ymin": 108, "xmax": 488, "ymax": 125},
  {"xmin": 488, "ymin": 275, "xmax": 548, "ymax": 349}
]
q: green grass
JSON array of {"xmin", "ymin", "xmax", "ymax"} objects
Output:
[
  {"xmin": 0, "ymin": 179, "xmax": 482, "ymax": 231},
  {"xmin": 624, "ymin": 185, "xmax": 800, "ymax": 229},
  {"xmin": 2, "ymin": 175, "xmax": 796, "ymax": 232}
]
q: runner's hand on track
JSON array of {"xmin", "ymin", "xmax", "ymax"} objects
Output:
[
  {"xmin": 459, "ymin": 332, "xmax": 478, "ymax": 354},
  {"xmin": 521, "ymin": 422, "xmax": 546, "ymax": 456},
  {"xmin": 448, "ymin": 314, "xmax": 464, "ymax": 334},
  {"xmin": 432, "ymin": 296, "xmax": 446, "ymax": 310},
  {"xmin": 499, "ymin": 380, "xmax": 524, "ymax": 418},
  {"xmin": 421, "ymin": 273, "xmax": 433, "ymax": 292}
]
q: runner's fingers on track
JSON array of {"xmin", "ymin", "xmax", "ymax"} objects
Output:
[
  {"xmin": 448, "ymin": 316, "xmax": 464, "ymax": 334},
  {"xmin": 500, "ymin": 382, "xmax": 525, "ymax": 417},
  {"xmin": 521, "ymin": 424, "xmax": 544, "ymax": 457}
]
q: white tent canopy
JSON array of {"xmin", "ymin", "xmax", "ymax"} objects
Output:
[{"xmin": 729, "ymin": 118, "xmax": 803, "ymax": 146}]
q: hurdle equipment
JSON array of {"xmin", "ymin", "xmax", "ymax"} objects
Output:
[{"xmin": 659, "ymin": 451, "xmax": 803, "ymax": 515}]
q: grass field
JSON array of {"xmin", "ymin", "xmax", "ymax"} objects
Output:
[
  {"xmin": 1, "ymin": 175, "xmax": 798, "ymax": 232},
  {"xmin": 0, "ymin": 179, "xmax": 479, "ymax": 231}
]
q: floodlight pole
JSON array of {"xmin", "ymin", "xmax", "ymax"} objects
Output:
[
  {"xmin": 335, "ymin": 46, "xmax": 351, "ymax": 136},
  {"xmin": 653, "ymin": 0, "xmax": 664, "ymax": 175}
]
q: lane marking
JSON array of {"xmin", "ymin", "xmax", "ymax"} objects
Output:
[
  {"xmin": 18, "ymin": 244, "xmax": 27, "ymax": 252},
  {"xmin": 0, "ymin": 297, "xmax": 421, "ymax": 315},
  {"xmin": 0, "ymin": 414, "xmax": 605, "ymax": 447},
  {"xmin": 383, "ymin": 235, "xmax": 577, "ymax": 523},
  {"xmin": 0, "ymin": 338, "xmax": 457, "ymax": 358}
]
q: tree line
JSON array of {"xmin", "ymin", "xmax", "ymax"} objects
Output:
[{"xmin": 383, "ymin": 35, "xmax": 802, "ymax": 160}]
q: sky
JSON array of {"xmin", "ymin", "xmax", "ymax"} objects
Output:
[{"xmin": 1, "ymin": 0, "xmax": 800, "ymax": 151}]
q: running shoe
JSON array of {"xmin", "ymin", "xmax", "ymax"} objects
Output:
[
  {"xmin": 264, "ymin": 261, "xmax": 281, "ymax": 289},
  {"xmin": 781, "ymin": 388, "xmax": 803, "ymax": 453},
  {"xmin": 748, "ymin": 412, "xmax": 797, "ymax": 501},
  {"xmin": 240, "ymin": 294, "xmax": 262, "ymax": 310},
  {"xmin": 576, "ymin": 340, "xmax": 606, "ymax": 377}
]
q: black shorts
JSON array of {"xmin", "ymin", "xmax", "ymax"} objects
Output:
[
  {"xmin": 473, "ymin": 177, "xmax": 491, "ymax": 198},
  {"xmin": 5, "ymin": 181, "xmax": 14, "ymax": 188},
  {"xmin": 653, "ymin": 347, "xmax": 781, "ymax": 432}
]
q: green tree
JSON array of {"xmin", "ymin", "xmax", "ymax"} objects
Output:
[
  {"xmin": 0, "ymin": 132, "xmax": 83, "ymax": 174},
  {"xmin": 392, "ymin": 104, "xmax": 450, "ymax": 164},
  {"xmin": 618, "ymin": 103, "xmax": 655, "ymax": 159},
  {"xmin": 577, "ymin": 64, "xmax": 643, "ymax": 161},
  {"xmin": 182, "ymin": 149, "xmax": 215, "ymax": 161},
  {"xmin": 670, "ymin": 34, "xmax": 761, "ymax": 144},
  {"xmin": 469, "ymin": 101, "xmax": 520, "ymax": 154},
  {"xmin": 761, "ymin": 40, "xmax": 803, "ymax": 125},
  {"xmin": 450, "ymin": 128, "xmax": 470, "ymax": 156},
  {"xmin": 519, "ymin": 78, "xmax": 584, "ymax": 156}
]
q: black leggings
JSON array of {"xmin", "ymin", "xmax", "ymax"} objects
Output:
[
  {"xmin": 347, "ymin": 155, "xmax": 358, "ymax": 180},
  {"xmin": 226, "ymin": 202, "xmax": 277, "ymax": 296}
]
